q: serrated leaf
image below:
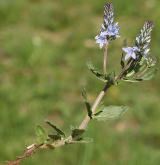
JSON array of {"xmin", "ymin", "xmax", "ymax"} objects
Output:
[
  {"xmin": 87, "ymin": 61, "xmax": 116, "ymax": 85},
  {"xmin": 35, "ymin": 125, "xmax": 47, "ymax": 144},
  {"xmin": 48, "ymin": 134, "xmax": 61, "ymax": 141},
  {"xmin": 46, "ymin": 121, "xmax": 65, "ymax": 137},
  {"xmin": 93, "ymin": 106, "xmax": 128, "ymax": 121},
  {"xmin": 87, "ymin": 62, "xmax": 107, "ymax": 82},
  {"xmin": 71, "ymin": 129, "xmax": 85, "ymax": 140},
  {"xmin": 82, "ymin": 88, "xmax": 92, "ymax": 118}
]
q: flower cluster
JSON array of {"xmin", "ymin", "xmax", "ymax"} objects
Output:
[
  {"xmin": 95, "ymin": 3, "xmax": 120, "ymax": 48},
  {"xmin": 122, "ymin": 21, "xmax": 154, "ymax": 61},
  {"xmin": 135, "ymin": 21, "xmax": 154, "ymax": 57}
]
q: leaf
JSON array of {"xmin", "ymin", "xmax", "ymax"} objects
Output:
[
  {"xmin": 122, "ymin": 78, "xmax": 142, "ymax": 83},
  {"xmin": 35, "ymin": 125, "xmax": 47, "ymax": 144},
  {"xmin": 81, "ymin": 88, "xmax": 87, "ymax": 100},
  {"xmin": 87, "ymin": 61, "xmax": 116, "ymax": 85},
  {"xmin": 71, "ymin": 137, "xmax": 93, "ymax": 144},
  {"xmin": 123, "ymin": 67, "xmax": 157, "ymax": 82},
  {"xmin": 82, "ymin": 88, "xmax": 92, "ymax": 118},
  {"xmin": 80, "ymin": 137, "xmax": 93, "ymax": 143},
  {"xmin": 146, "ymin": 57, "xmax": 157, "ymax": 67},
  {"xmin": 140, "ymin": 67, "xmax": 157, "ymax": 80},
  {"xmin": 48, "ymin": 134, "xmax": 61, "ymax": 141},
  {"xmin": 126, "ymin": 70, "xmax": 135, "ymax": 77},
  {"xmin": 120, "ymin": 53, "xmax": 125, "ymax": 69},
  {"xmin": 46, "ymin": 121, "xmax": 65, "ymax": 137},
  {"xmin": 94, "ymin": 110, "xmax": 103, "ymax": 116},
  {"xmin": 93, "ymin": 106, "xmax": 128, "ymax": 121},
  {"xmin": 104, "ymin": 71, "xmax": 116, "ymax": 85},
  {"xmin": 87, "ymin": 61, "xmax": 107, "ymax": 82},
  {"xmin": 71, "ymin": 129, "xmax": 85, "ymax": 140}
]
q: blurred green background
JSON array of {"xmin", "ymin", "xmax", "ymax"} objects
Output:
[{"xmin": 0, "ymin": 0, "xmax": 160, "ymax": 164}]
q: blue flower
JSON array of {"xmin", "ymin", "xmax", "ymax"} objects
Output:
[
  {"xmin": 95, "ymin": 33, "xmax": 108, "ymax": 49},
  {"xmin": 104, "ymin": 23, "xmax": 120, "ymax": 38},
  {"xmin": 95, "ymin": 3, "xmax": 120, "ymax": 49},
  {"xmin": 122, "ymin": 47, "xmax": 139, "ymax": 61},
  {"xmin": 95, "ymin": 23, "xmax": 120, "ymax": 48}
]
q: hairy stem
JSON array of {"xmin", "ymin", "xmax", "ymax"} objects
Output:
[
  {"xmin": 103, "ymin": 45, "xmax": 108, "ymax": 74},
  {"xmin": 8, "ymin": 56, "xmax": 131, "ymax": 165},
  {"xmin": 79, "ymin": 91, "xmax": 105, "ymax": 129}
]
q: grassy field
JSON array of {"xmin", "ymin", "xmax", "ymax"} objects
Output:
[{"xmin": 0, "ymin": 0, "xmax": 160, "ymax": 164}]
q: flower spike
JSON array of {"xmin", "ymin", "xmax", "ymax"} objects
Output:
[
  {"xmin": 135, "ymin": 21, "xmax": 154, "ymax": 57},
  {"xmin": 102, "ymin": 3, "xmax": 114, "ymax": 31},
  {"xmin": 95, "ymin": 3, "xmax": 120, "ymax": 49}
]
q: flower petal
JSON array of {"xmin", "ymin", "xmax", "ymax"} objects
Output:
[
  {"xmin": 131, "ymin": 52, "xmax": 136, "ymax": 59},
  {"xmin": 125, "ymin": 54, "xmax": 131, "ymax": 61},
  {"xmin": 122, "ymin": 47, "xmax": 131, "ymax": 53}
]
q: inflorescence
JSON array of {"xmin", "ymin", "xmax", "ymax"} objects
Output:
[{"xmin": 95, "ymin": 3, "xmax": 120, "ymax": 48}]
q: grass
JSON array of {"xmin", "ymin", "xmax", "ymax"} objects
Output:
[{"xmin": 0, "ymin": 0, "xmax": 160, "ymax": 164}]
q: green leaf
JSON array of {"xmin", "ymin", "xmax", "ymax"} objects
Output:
[
  {"xmin": 72, "ymin": 137, "xmax": 93, "ymax": 144},
  {"xmin": 46, "ymin": 121, "xmax": 65, "ymax": 137},
  {"xmin": 126, "ymin": 70, "xmax": 135, "ymax": 77},
  {"xmin": 35, "ymin": 125, "xmax": 47, "ymax": 144},
  {"xmin": 87, "ymin": 61, "xmax": 107, "ymax": 82},
  {"xmin": 48, "ymin": 134, "xmax": 61, "ymax": 141},
  {"xmin": 94, "ymin": 110, "xmax": 103, "ymax": 116},
  {"xmin": 71, "ymin": 129, "xmax": 85, "ymax": 140},
  {"xmin": 87, "ymin": 61, "xmax": 116, "ymax": 85},
  {"xmin": 120, "ymin": 53, "xmax": 125, "ymax": 69},
  {"xmin": 123, "ymin": 67, "xmax": 157, "ymax": 82},
  {"xmin": 81, "ymin": 88, "xmax": 87, "ymax": 100},
  {"xmin": 122, "ymin": 78, "xmax": 142, "ymax": 83},
  {"xmin": 146, "ymin": 56, "xmax": 157, "ymax": 67},
  {"xmin": 93, "ymin": 106, "xmax": 128, "ymax": 121},
  {"xmin": 104, "ymin": 71, "xmax": 116, "ymax": 85},
  {"xmin": 80, "ymin": 137, "xmax": 93, "ymax": 143},
  {"xmin": 82, "ymin": 88, "xmax": 92, "ymax": 119},
  {"xmin": 140, "ymin": 67, "xmax": 157, "ymax": 80}
]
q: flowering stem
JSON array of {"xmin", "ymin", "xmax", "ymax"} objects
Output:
[
  {"xmin": 8, "ymin": 54, "xmax": 134, "ymax": 165},
  {"xmin": 8, "ymin": 63, "xmax": 129, "ymax": 165},
  {"xmin": 103, "ymin": 45, "xmax": 108, "ymax": 74}
]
